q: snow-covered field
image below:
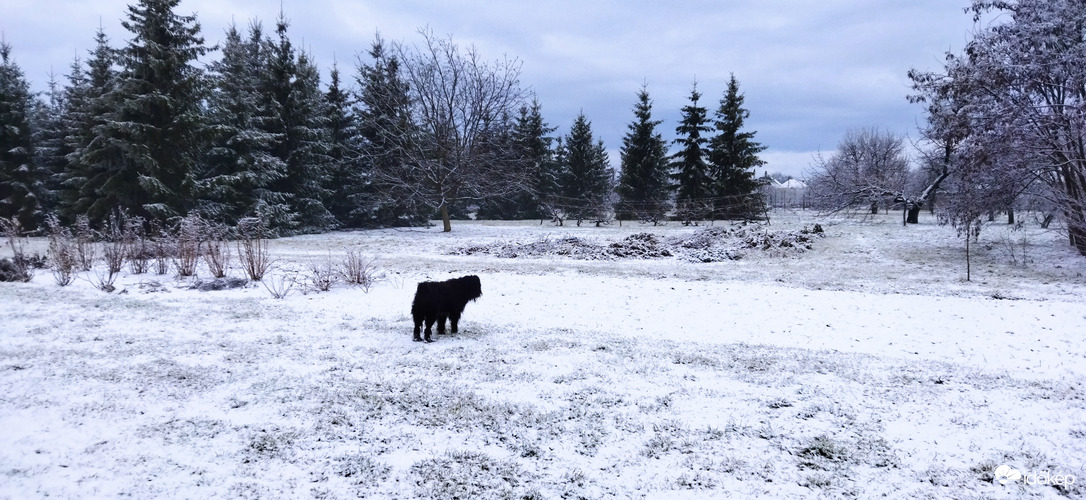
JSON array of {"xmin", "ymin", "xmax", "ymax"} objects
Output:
[{"xmin": 2, "ymin": 211, "xmax": 1084, "ymax": 498}]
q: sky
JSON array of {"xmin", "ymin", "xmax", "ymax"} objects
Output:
[{"xmin": 0, "ymin": 0, "xmax": 985, "ymax": 178}]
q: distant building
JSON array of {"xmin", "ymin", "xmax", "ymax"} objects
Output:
[{"xmin": 761, "ymin": 173, "xmax": 809, "ymax": 208}]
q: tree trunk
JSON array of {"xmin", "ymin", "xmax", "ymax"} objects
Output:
[
  {"xmin": 1071, "ymin": 224, "xmax": 1086, "ymax": 256},
  {"xmin": 1007, "ymin": 209, "xmax": 1014, "ymax": 225},
  {"xmin": 1062, "ymin": 203, "xmax": 1086, "ymax": 255},
  {"xmin": 870, "ymin": 201, "xmax": 879, "ymax": 215},
  {"xmin": 441, "ymin": 204, "xmax": 452, "ymax": 232},
  {"xmin": 906, "ymin": 203, "xmax": 921, "ymax": 224},
  {"xmin": 965, "ymin": 221, "xmax": 972, "ymax": 282}
]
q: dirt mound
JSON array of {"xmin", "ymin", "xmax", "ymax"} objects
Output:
[
  {"xmin": 458, "ymin": 235, "xmax": 611, "ymax": 260},
  {"xmin": 607, "ymin": 233, "xmax": 672, "ymax": 259},
  {"xmin": 672, "ymin": 225, "xmax": 818, "ymax": 262},
  {"xmin": 455, "ymin": 224, "xmax": 821, "ymax": 262},
  {"xmin": 190, "ymin": 277, "xmax": 250, "ymax": 291}
]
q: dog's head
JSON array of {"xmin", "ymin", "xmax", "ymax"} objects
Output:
[{"xmin": 457, "ymin": 275, "xmax": 482, "ymax": 301}]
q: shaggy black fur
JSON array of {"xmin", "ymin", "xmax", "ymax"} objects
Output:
[{"xmin": 411, "ymin": 275, "xmax": 482, "ymax": 343}]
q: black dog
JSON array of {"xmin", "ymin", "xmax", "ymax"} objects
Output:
[{"xmin": 411, "ymin": 275, "xmax": 482, "ymax": 342}]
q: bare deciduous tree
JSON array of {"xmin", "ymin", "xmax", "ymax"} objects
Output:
[
  {"xmin": 807, "ymin": 128, "xmax": 910, "ymax": 216},
  {"xmin": 373, "ymin": 29, "xmax": 531, "ymax": 232},
  {"xmin": 910, "ymin": 0, "xmax": 1086, "ymax": 255}
]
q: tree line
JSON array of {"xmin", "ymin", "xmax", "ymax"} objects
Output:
[{"xmin": 0, "ymin": 0, "xmax": 768, "ymax": 235}]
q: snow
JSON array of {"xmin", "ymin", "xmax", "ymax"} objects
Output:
[{"xmin": 1, "ymin": 211, "xmax": 1084, "ymax": 498}]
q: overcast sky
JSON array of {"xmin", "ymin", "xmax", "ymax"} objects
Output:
[{"xmin": 1, "ymin": 0, "xmax": 983, "ymax": 178}]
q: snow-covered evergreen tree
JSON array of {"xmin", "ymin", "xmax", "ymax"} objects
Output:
[
  {"xmin": 198, "ymin": 22, "xmax": 290, "ymax": 227},
  {"xmin": 353, "ymin": 34, "xmax": 424, "ymax": 227},
  {"xmin": 97, "ymin": 0, "xmax": 210, "ymax": 223},
  {"xmin": 476, "ymin": 100, "xmax": 556, "ymax": 220},
  {"xmin": 707, "ymin": 74, "xmax": 767, "ymax": 219},
  {"xmin": 30, "ymin": 73, "xmax": 69, "ymax": 218},
  {"xmin": 323, "ymin": 61, "xmax": 358, "ymax": 226},
  {"xmin": 285, "ymin": 49, "xmax": 335, "ymax": 232},
  {"xmin": 259, "ymin": 14, "xmax": 335, "ymax": 233},
  {"xmin": 61, "ymin": 29, "xmax": 123, "ymax": 225},
  {"xmin": 57, "ymin": 59, "xmax": 88, "ymax": 223},
  {"xmin": 669, "ymin": 83, "xmax": 713, "ymax": 223},
  {"xmin": 0, "ymin": 42, "xmax": 46, "ymax": 230},
  {"xmin": 514, "ymin": 100, "xmax": 558, "ymax": 219},
  {"xmin": 615, "ymin": 86, "xmax": 670, "ymax": 223},
  {"xmin": 558, "ymin": 113, "xmax": 613, "ymax": 225}
]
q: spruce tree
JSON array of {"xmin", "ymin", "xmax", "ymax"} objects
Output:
[
  {"xmin": 30, "ymin": 73, "xmax": 69, "ymax": 215},
  {"xmin": 259, "ymin": 14, "xmax": 298, "ymax": 232},
  {"xmin": 516, "ymin": 100, "xmax": 559, "ymax": 219},
  {"xmin": 354, "ymin": 34, "xmax": 422, "ymax": 227},
  {"xmin": 669, "ymin": 82, "xmax": 713, "ymax": 223},
  {"xmin": 467, "ymin": 113, "xmax": 517, "ymax": 219},
  {"xmin": 324, "ymin": 61, "xmax": 358, "ymax": 226},
  {"xmin": 285, "ymin": 49, "xmax": 335, "ymax": 232},
  {"xmin": 95, "ymin": 0, "xmax": 210, "ymax": 223},
  {"xmin": 198, "ymin": 22, "xmax": 289, "ymax": 226},
  {"xmin": 558, "ymin": 113, "xmax": 613, "ymax": 225},
  {"xmin": 257, "ymin": 14, "xmax": 335, "ymax": 233},
  {"xmin": 477, "ymin": 100, "xmax": 556, "ymax": 220},
  {"xmin": 59, "ymin": 30, "xmax": 118, "ymax": 223},
  {"xmin": 57, "ymin": 58, "xmax": 88, "ymax": 224},
  {"xmin": 615, "ymin": 86, "xmax": 670, "ymax": 223},
  {"xmin": 707, "ymin": 74, "xmax": 767, "ymax": 219},
  {"xmin": 0, "ymin": 42, "xmax": 45, "ymax": 230}
]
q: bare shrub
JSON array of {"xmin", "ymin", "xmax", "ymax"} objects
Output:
[
  {"xmin": 999, "ymin": 233, "xmax": 1031, "ymax": 267},
  {"xmin": 75, "ymin": 212, "xmax": 127, "ymax": 293},
  {"xmin": 237, "ymin": 218, "xmax": 272, "ymax": 281},
  {"xmin": 89, "ymin": 268, "xmax": 118, "ymax": 293},
  {"xmin": 125, "ymin": 215, "xmax": 150, "ymax": 274},
  {"xmin": 172, "ymin": 214, "xmax": 205, "ymax": 277},
  {"xmin": 304, "ymin": 254, "xmax": 339, "ymax": 293},
  {"xmin": 204, "ymin": 222, "xmax": 231, "ymax": 279},
  {"xmin": 151, "ymin": 228, "xmax": 172, "ymax": 276},
  {"xmin": 46, "ymin": 216, "xmax": 77, "ymax": 286},
  {"xmin": 73, "ymin": 215, "xmax": 97, "ymax": 271},
  {"xmin": 263, "ymin": 274, "xmax": 294, "ymax": 299},
  {"xmin": 101, "ymin": 212, "xmax": 126, "ymax": 276},
  {"xmin": 1, "ymin": 217, "xmax": 25, "ymax": 256},
  {"xmin": 341, "ymin": 249, "xmax": 382, "ymax": 292},
  {"xmin": 0, "ymin": 217, "xmax": 32, "ymax": 282}
]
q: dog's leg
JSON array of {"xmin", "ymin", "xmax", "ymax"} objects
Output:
[
  {"xmin": 424, "ymin": 317, "xmax": 435, "ymax": 343},
  {"xmin": 450, "ymin": 310, "xmax": 461, "ymax": 334},
  {"xmin": 413, "ymin": 318, "xmax": 424, "ymax": 342},
  {"xmin": 437, "ymin": 313, "xmax": 448, "ymax": 335}
]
